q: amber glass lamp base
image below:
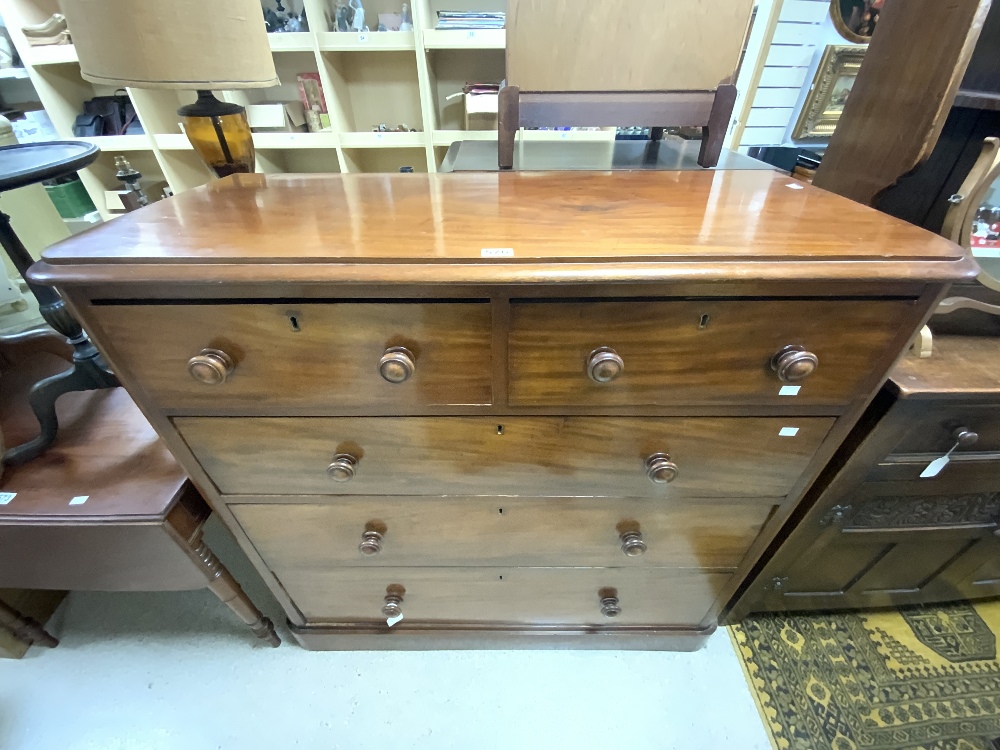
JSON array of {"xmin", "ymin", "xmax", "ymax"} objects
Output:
[{"xmin": 178, "ymin": 91, "xmax": 256, "ymax": 178}]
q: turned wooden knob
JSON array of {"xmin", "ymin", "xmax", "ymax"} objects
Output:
[
  {"xmin": 600, "ymin": 594, "xmax": 622, "ymax": 618},
  {"xmin": 619, "ymin": 530, "xmax": 647, "ymax": 557},
  {"xmin": 359, "ymin": 530, "xmax": 384, "ymax": 556},
  {"xmin": 587, "ymin": 346, "xmax": 624, "ymax": 383},
  {"xmin": 771, "ymin": 345, "xmax": 819, "ymax": 383},
  {"xmin": 645, "ymin": 453, "xmax": 679, "ymax": 484},
  {"xmin": 381, "ymin": 590, "xmax": 404, "ymax": 618},
  {"xmin": 187, "ymin": 348, "xmax": 234, "ymax": 385},
  {"xmin": 379, "ymin": 346, "xmax": 415, "ymax": 383},
  {"xmin": 326, "ymin": 453, "xmax": 358, "ymax": 482}
]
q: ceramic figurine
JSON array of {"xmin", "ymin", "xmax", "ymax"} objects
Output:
[
  {"xmin": 400, "ymin": 3, "xmax": 413, "ymax": 31},
  {"xmin": 350, "ymin": 0, "xmax": 368, "ymax": 32}
]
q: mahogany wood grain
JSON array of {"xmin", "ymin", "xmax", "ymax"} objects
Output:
[
  {"xmin": 90, "ymin": 302, "xmax": 493, "ymax": 410},
  {"xmin": 231, "ymin": 497, "xmax": 776, "ymax": 570},
  {"xmin": 177, "ymin": 415, "xmax": 834, "ymax": 498},
  {"xmin": 273, "ymin": 566, "xmax": 732, "ymax": 627},
  {"xmin": 509, "ymin": 299, "xmax": 918, "ymax": 407},
  {"xmin": 35, "ymin": 173, "xmax": 971, "ymax": 279}
]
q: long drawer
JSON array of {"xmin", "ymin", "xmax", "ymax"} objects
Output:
[
  {"xmin": 231, "ymin": 497, "xmax": 776, "ymax": 569},
  {"xmin": 179, "ymin": 416, "xmax": 834, "ymax": 497},
  {"xmin": 272, "ymin": 566, "xmax": 732, "ymax": 627},
  {"xmin": 89, "ymin": 302, "xmax": 493, "ymax": 409},
  {"xmin": 508, "ymin": 299, "xmax": 915, "ymax": 407}
]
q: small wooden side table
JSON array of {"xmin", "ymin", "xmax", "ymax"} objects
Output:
[{"xmin": 0, "ymin": 329, "xmax": 279, "ymax": 649}]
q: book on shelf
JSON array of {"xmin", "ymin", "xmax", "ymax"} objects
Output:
[
  {"xmin": 296, "ymin": 72, "xmax": 331, "ymax": 133},
  {"xmin": 435, "ymin": 10, "xmax": 505, "ymax": 29}
]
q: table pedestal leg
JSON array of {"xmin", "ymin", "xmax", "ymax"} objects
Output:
[
  {"xmin": 0, "ymin": 599, "xmax": 59, "ymax": 648},
  {"xmin": 0, "ymin": 208, "xmax": 119, "ymax": 466}
]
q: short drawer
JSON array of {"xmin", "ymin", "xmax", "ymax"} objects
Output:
[
  {"xmin": 90, "ymin": 302, "xmax": 492, "ymax": 409},
  {"xmin": 271, "ymin": 566, "xmax": 731, "ymax": 627},
  {"xmin": 508, "ymin": 299, "xmax": 916, "ymax": 407},
  {"xmin": 887, "ymin": 403, "xmax": 1000, "ymax": 456},
  {"xmin": 232, "ymin": 497, "xmax": 776, "ymax": 569},
  {"xmin": 179, "ymin": 415, "xmax": 833, "ymax": 497}
]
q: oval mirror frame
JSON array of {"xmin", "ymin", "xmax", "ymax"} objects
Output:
[
  {"xmin": 830, "ymin": 0, "xmax": 881, "ymax": 44},
  {"xmin": 941, "ymin": 137, "xmax": 1000, "ymax": 293}
]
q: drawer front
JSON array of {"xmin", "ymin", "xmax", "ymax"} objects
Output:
[
  {"xmin": 232, "ymin": 497, "xmax": 776, "ymax": 569},
  {"xmin": 888, "ymin": 404, "xmax": 1000, "ymax": 456},
  {"xmin": 90, "ymin": 302, "xmax": 493, "ymax": 409},
  {"xmin": 508, "ymin": 299, "xmax": 915, "ymax": 407},
  {"xmin": 179, "ymin": 415, "xmax": 834, "ymax": 497},
  {"xmin": 272, "ymin": 566, "xmax": 731, "ymax": 626}
]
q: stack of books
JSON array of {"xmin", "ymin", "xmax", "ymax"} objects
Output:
[{"xmin": 435, "ymin": 11, "xmax": 505, "ymax": 29}]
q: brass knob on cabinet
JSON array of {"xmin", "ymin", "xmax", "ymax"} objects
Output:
[
  {"xmin": 326, "ymin": 453, "xmax": 358, "ymax": 482},
  {"xmin": 381, "ymin": 590, "xmax": 404, "ymax": 618},
  {"xmin": 600, "ymin": 594, "xmax": 622, "ymax": 618},
  {"xmin": 619, "ymin": 530, "xmax": 647, "ymax": 557},
  {"xmin": 359, "ymin": 530, "xmax": 384, "ymax": 556},
  {"xmin": 645, "ymin": 453, "xmax": 679, "ymax": 484},
  {"xmin": 771, "ymin": 345, "xmax": 819, "ymax": 383},
  {"xmin": 379, "ymin": 346, "xmax": 415, "ymax": 384},
  {"xmin": 187, "ymin": 348, "xmax": 234, "ymax": 386},
  {"xmin": 587, "ymin": 347, "xmax": 624, "ymax": 383}
]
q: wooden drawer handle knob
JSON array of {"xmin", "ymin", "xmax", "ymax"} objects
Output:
[
  {"xmin": 645, "ymin": 453, "xmax": 679, "ymax": 484},
  {"xmin": 187, "ymin": 348, "xmax": 234, "ymax": 386},
  {"xmin": 359, "ymin": 530, "xmax": 384, "ymax": 556},
  {"xmin": 600, "ymin": 594, "xmax": 622, "ymax": 618},
  {"xmin": 587, "ymin": 346, "xmax": 624, "ymax": 383},
  {"xmin": 326, "ymin": 453, "xmax": 358, "ymax": 482},
  {"xmin": 771, "ymin": 345, "xmax": 819, "ymax": 383},
  {"xmin": 379, "ymin": 346, "xmax": 415, "ymax": 384},
  {"xmin": 619, "ymin": 530, "xmax": 647, "ymax": 557},
  {"xmin": 381, "ymin": 590, "xmax": 404, "ymax": 618}
]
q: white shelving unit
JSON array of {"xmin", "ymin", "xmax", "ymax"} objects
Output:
[{"xmin": 0, "ymin": 0, "xmax": 614, "ymax": 218}]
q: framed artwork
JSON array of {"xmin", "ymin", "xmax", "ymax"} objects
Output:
[
  {"xmin": 792, "ymin": 45, "xmax": 866, "ymax": 140},
  {"xmin": 830, "ymin": 0, "xmax": 883, "ymax": 43}
]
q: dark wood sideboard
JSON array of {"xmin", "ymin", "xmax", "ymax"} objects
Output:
[
  {"xmin": 30, "ymin": 170, "xmax": 975, "ymax": 649},
  {"xmin": 725, "ymin": 334, "xmax": 1000, "ymax": 620}
]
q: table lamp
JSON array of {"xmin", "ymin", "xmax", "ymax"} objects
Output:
[{"xmin": 61, "ymin": 0, "xmax": 279, "ymax": 177}]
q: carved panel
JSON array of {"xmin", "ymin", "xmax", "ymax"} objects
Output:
[{"xmin": 845, "ymin": 492, "xmax": 1000, "ymax": 530}]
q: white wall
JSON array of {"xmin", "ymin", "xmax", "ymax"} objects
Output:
[{"xmin": 739, "ymin": 0, "xmax": 862, "ymax": 151}]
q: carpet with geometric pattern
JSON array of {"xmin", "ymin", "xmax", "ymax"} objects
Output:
[{"xmin": 730, "ymin": 599, "xmax": 1000, "ymax": 750}]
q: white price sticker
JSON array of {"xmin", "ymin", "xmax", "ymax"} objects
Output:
[
  {"xmin": 779, "ymin": 385, "xmax": 801, "ymax": 396},
  {"xmin": 0, "ymin": 492, "xmax": 15, "ymax": 505},
  {"xmin": 69, "ymin": 495, "xmax": 89, "ymax": 505},
  {"xmin": 386, "ymin": 613, "xmax": 404, "ymax": 627},
  {"xmin": 779, "ymin": 427, "xmax": 800, "ymax": 437},
  {"xmin": 481, "ymin": 247, "xmax": 514, "ymax": 258},
  {"xmin": 358, "ymin": 32, "xmax": 368, "ymax": 42},
  {"xmin": 467, "ymin": 30, "xmax": 476, "ymax": 39},
  {"xmin": 786, "ymin": 183, "xmax": 804, "ymax": 190}
]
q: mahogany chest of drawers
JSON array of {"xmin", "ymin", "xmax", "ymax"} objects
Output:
[{"xmin": 32, "ymin": 170, "xmax": 976, "ymax": 649}]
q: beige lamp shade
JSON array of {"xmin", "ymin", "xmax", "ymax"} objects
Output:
[{"xmin": 59, "ymin": 0, "xmax": 278, "ymax": 89}]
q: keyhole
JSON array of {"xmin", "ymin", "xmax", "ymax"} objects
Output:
[
  {"xmin": 288, "ymin": 315, "xmax": 301, "ymax": 332},
  {"xmin": 698, "ymin": 314, "xmax": 710, "ymax": 329},
  {"xmin": 496, "ymin": 425, "xmax": 504, "ymax": 435},
  {"xmin": 498, "ymin": 508, "xmax": 504, "ymax": 515}
]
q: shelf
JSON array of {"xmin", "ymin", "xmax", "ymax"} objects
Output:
[
  {"xmin": 267, "ymin": 32, "xmax": 315, "ymax": 51},
  {"xmin": 422, "ymin": 28, "xmax": 505, "ymax": 49},
  {"xmin": 75, "ymin": 135, "xmax": 152, "ymax": 151},
  {"xmin": 433, "ymin": 129, "xmax": 497, "ymax": 145},
  {"xmin": 153, "ymin": 134, "xmax": 192, "ymax": 150},
  {"xmin": 27, "ymin": 43, "xmax": 77, "ymax": 66},
  {"xmin": 954, "ymin": 88, "xmax": 1000, "ymax": 112},
  {"xmin": 341, "ymin": 146, "xmax": 426, "ymax": 173},
  {"xmin": 252, "ymin": 131, "xmax": 339, "ymax": 148},
  {"xmin": 339, "ymin": 131, "xmax": 425, "ymax": 147},
  {"xmin": 317, "ymin": 31, "xmax": 416, "ymax": 51}
]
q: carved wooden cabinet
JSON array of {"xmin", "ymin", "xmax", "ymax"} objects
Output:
[
  {"xmin": 32, "ymin": 171, "xmax": 975, "ymax": 649},
  {"xmin": 726, "ymin": 335, "xmax": 1000, "ymax": 619}
]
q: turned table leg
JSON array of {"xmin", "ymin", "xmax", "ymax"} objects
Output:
[
  {"xmin": 191, "ymin": 539, "xmax": 281, "ymax": 647},
  {"xmin": 0, "ymin": 599, "xmax": 59, "ymax": 648}
]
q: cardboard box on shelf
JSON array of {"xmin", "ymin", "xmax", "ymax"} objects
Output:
[{"xmin": 247, "ymin": 101, "xmax": 307, "ymax": 132}]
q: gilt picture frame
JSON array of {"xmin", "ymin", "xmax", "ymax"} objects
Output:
[{"xmin": 792, "ymin": 45, "xmax": 866, "ymax": 140}]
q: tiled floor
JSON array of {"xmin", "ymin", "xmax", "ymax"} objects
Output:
[{"xmin": 0, "ymin": 518, "xmax": 772, "ymax": 750}]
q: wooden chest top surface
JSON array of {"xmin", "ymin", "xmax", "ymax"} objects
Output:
[{"xmin": 36, "ymin": 171, "xmax": 976, "ymax": 285}]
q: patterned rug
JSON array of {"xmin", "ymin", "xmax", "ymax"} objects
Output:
[{"xmin": 731, "ymin": 599, "xmax": 1000, "ymax": 750}]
